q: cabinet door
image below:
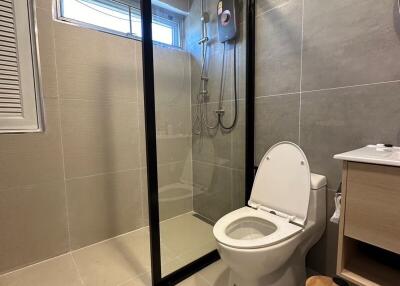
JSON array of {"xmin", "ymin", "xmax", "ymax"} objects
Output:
[{"xmin": 344, "ymin": 162, "xmax": 400, "ymax": 254}]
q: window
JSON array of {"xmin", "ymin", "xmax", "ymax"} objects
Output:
[
  {"xmin": 0, "ymin": 0, "xmax": 43, "ymax": 133},
  {"xmin": 57, "ymin": 0, "xmax": 183, "ymax": 47}
]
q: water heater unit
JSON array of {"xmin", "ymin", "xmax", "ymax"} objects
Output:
[{"xmin": 217, "ymin": 0, "xmax": 238, "ymax": 42}]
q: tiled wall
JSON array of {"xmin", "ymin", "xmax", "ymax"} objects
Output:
[
  {"xmin": 187, "ymin": 0, "xmax": 247, "ymax": 222},
  {"xmin": 254, "ymin": 0, "xmax": 400, "ymax": 276},
  {"xmin": 0, "ymin": 0, "xmax": 192, "ymax": 274}
]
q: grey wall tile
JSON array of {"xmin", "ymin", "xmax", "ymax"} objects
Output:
[
  {"xmin": 54, "ymin": 23, "xmax": 138, "ymax": 102},
  {"xmin": 153, "ymin": 46, "xmax": 191, "ymax": 107},
  {"xmin": 231, "ymin": 169, "xmax": 246, "ymax": 210},
  {"xmin": 60, "ymin": 100, "xmax": 140, "ymax": 179},
  {"xmin": 300, "ymin": 82, "xmax": 400, "ymax": 190},
  {"xmin": 255, "ymin": 0, "xmax": 302, "ymax": 97},
  {"xmin": 306, "ymin": 189, "xmax": 339, "ymax": 277},
  {"xmin": 256, "ymin": 0, "xmax": 291, "ymax": 16},
  {"xmin": 193, "ymin": 161, "xmax": 233, "ymax": 222},
  {"xmin": 302, "ymin": 0, "xmax": 400, "ymax": 91},
  {"xmin": 192, "ymin": 102, "xmax": 233, "ymax": 167},
  {"xmin": 0, "ymin": 99, "xmax": 64, "ymax": 189},
  {"xmin": 35, "ymin": 0, "xmax": 53, "ymax": 11},
  {"xmin": 36, "ymin": 8, "xmax": 58, "ymax": 98},
  {"xmin": 255, "ymin": 94, "xmax": 300, "ymax": 164},
  {"xmin": 158, "ymin": 162, "xmax": 193, "ymax": 220},
  {"xmin": 66, "ymin": 170, "xmax": 143, "ymax": 249},
  {"xmin": 140, "ymin": 160, "xmax": 194, "ymax": 224},
  {"xmin": 0, "ymin": 181, "xmax": 69, "ymax": 274}
]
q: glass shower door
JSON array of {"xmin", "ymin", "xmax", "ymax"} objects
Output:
[{"xmin": 150, "ymin": 0, "xmax": 247, "ymax": 278}]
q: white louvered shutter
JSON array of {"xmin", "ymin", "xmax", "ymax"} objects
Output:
[{"xmin": 0, "ymin": 0, "xmax": 43, "ymax": 133}]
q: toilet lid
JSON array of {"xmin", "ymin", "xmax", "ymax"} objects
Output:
[{"xmin": 250, "ymin": 142, "xmax": 311, "ymax": 226}]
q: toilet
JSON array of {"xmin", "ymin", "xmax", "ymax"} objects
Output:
[{"xmin": 213, "ymin": 142, "xmax": 327, "ymax": 286}]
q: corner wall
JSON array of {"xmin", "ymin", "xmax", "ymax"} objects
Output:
[
  {"xmin": 254, "ymin": 0, "xmax": 400, "ymax": 276},
  {"xmin": 188, "ymin": 0, "xmax": 247, "ymax": 222},
  {"xmin": 0, "ymin": 0, "xmax": 192, "ymax": 274}
]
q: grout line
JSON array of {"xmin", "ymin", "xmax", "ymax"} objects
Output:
[
  {"xmin": 70, "ymin": 253, "xmax": 86, "ymax": 286},
  {"xmin": 0, "ymin": 252, "xmax": 72, "ymax": 278},
  {"xmin": 254, "ymin": 91, "xmax": 300, "ymax": 100},
  {"xmin": 192, "ymin": 159, "xmax": 245, "ymax": 171},
  {"xmin": 64, "ymin": 168, "xmax": 143, "ymax": 181},
  {"xmin": 51, "ymin": 12, "xmax": 72, "ymax": 251},
  {"xmin": 298, "ymin": 0, "xmax": 305, "ymax": 146},
  {"xmin": 134, "ymin": 41, "xmax": 147, "ymax": 228},
  {"xmin": 70, "ymin": 225, "xmax": 150, "ymax": 254},
  {"xmin": 254, "ymin": 79, "xmax": 400, "ymax": 100},
  {"xmin": 301, "ymin": 79, "xmax": 400, "ymax": 94},
  {"xmin": 0, "ymin": 211, "xmax": 212, "ymax": 281},
  {"xmin": 255, "ymin": 1, "xmax": 291, "ymax": 18},
  {"xmin": 59, "ymin": 98, "xmax": 138, "ymax": 104}
]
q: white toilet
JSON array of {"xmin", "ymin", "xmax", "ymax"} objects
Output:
[{"xmin": 213, "ymin": 142, "xmax": 327, "ymax": 286}]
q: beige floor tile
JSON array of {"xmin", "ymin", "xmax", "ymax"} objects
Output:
[
  {"xmin": 0, "ymin": 254, "xmax": 83, "ymax": 286},
  {"xmin": 177, "ymin": 274, "xmax": 210, "ymax": 286},
  {"xmin": 72, "ymin": 228, "xmax": 175, "ymax": 286},
  {"xmin": 72, "ymin": 229, "xmax": 149, "ymax": 286},
  {"xmin": 118, "ymin": 273, "xmax": 151, "ymax": 286},
  {"xmin": 177, "ymin": 240, "xmax": 217, "ymax": 267},
  {"xmin": 198, "ymin": 260, "xmax": 230, "ymax": 286},
  {"xmin": 160, "ymin": 213, "xmax": 215, "ymax": 255},
  {"xmin": 0, "ymin": 212, "xmax": 219, "ymax": 286}
]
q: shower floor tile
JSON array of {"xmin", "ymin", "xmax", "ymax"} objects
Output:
[{"xmin": 0, "ymin": 212, "xmax": 219, "ymax": 286}]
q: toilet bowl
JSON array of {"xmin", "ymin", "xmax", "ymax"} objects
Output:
[{"xmin": 213, "ymin": 142, "xmax": 327, "ymax": 286}]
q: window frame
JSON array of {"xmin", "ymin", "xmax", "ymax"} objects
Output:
[{"xmin": 55, "ymin": 0, "xmax": 183, "ymax": 48}]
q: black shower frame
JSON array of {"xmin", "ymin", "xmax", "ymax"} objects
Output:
[{"xmin": 140, "ymin": 0, "xmax": 255, "ymax": 285}]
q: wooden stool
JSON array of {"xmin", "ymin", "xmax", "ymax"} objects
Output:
[{"xmin": 306, "ymin": 276, "xmax": 339, "ymax": 286}]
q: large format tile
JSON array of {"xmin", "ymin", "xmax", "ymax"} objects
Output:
[
  {"xmin": 255, "ymin": 94, "xmax": 300, "ymax": 164},
  {"xmin": 158, "ymin": 162, "xmax": 193, "ymax": 221},
  {"xmin": 0, "ymin": 98, "xmax": 64, "ymax": 189},
  {"xmin": 256, "ymin": 0, "xmax": 291, "ymax": 16},
  {"xmin": 157, "ymin": 136, "xmax": 192, "ymax": 165},
  {"xmin": 36, "ymin": 8, "xmax": 58, "ymax": 98},
  {"xmin": 67, "ymin": 170, "xmax": 143, "ymax": 249},
  {"xmin": 255, "ymin": 0, "xmax": 302, "ymax": 97},
  {"xmin": 192, "ymin": 102, "xmax": 233, "ymax": 168},
  {"xmin": 300, "ymin": 81, "xmax": 400, "ymax": 189},
  {"xmin": 72, "ymin": 228, "xmax": 175, "ymax": 286},
  {"xmin": 54, "ymin": 22, "xmax": 138, "ymax": 102},
  {"xmin": 302, "ymin": 0, "xmax": 400, "ymax": 90},
  {"xmin": 60, "ymin": 100, "xmax": 140, "ymax": 179},
  {"xmin": 0, "ymin": 181, "xmax": 68, "ymax": 274},
  {"xmin": 230, "ymin": 100, "xmax": 246, "ymax": 170},
  {"xmin": 160, "ymin": 213, "xmax": 215, "ymax": 256},
  {"xmin": 177, "ymin": 275, "xmax": 209, "ymax": 286},
  {"xmin": 193, "ymin": 162, "xmax": 233, "ymax": 222},
  {"xmin": 72, "ymin": 230, "xmax": 148, "ymax": 286},
  {"xmin": 0, "ymin": 254, "xmax": 83, "ymax": 286},
  {"xmin": 153, "ymin": 46, "xmax": 191, "ymax": 107},
  {"xmin": 198, "ymin": 260, "xmax": 230, "ymax": 286},
  {"xmin": 306, "ymin": 189, "xmax": 339, "ymax": 277}
]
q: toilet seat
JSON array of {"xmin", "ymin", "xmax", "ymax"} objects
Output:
[{"xmin": 213, "ymin": 207, "xmax": 302, "ymax": 249}]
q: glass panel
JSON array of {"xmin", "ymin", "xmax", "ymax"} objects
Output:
[{"xmin": 150, "ymin": 0, "xmax": 247, "ymax": 277}]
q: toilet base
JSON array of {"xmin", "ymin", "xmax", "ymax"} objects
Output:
[{"xmin": 227, "ymin": 254, "xmax": 306, "ymax": 286}]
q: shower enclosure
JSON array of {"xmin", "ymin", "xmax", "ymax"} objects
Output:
[{"xmin": 141, "ymin": 0, "xmax": 255, "ymax": 284}]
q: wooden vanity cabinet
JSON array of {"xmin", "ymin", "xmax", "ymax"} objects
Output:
[{"xmin": 337, "ymin": 161, "xmax": 400, "ymax": 286}]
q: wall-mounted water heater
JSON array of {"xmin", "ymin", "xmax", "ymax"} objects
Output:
[{"xmin": 217, "ymin": 0, "xmax": 238, "ymax": 42}]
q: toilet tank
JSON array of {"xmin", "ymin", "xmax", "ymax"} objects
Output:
[
  {"xmin": 311, "ymin": 173, "xmax": 327, "ymax": 191},
  {"xmin": 308, "ymin": 173, "xmax": 327, "ymax": 225}
]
